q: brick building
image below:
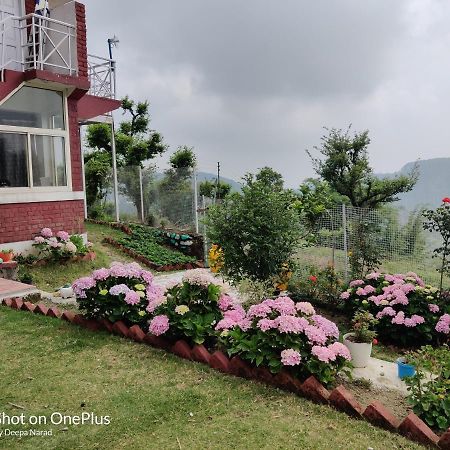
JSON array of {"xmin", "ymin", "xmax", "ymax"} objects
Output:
[{"xmin": 0, "ymin": 0, "xmax": 120, "ymax": 252}]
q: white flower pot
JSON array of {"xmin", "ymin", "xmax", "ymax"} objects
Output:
[
  {"xmin": 60, "ymin": 286, "xmax": 74, "ymax": 299},
  {"xmin": 343, "ymin": 332, "xmax": 372, "ymax": 368}
]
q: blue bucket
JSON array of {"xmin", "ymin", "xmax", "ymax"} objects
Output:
[{"xmin": 397, "ymin": 358, "xmax": 415, "ymax": 379}]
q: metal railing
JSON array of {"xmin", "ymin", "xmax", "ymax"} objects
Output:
[
  {"xmin": 0, "ymin": 13, "xmax": 77, "ymax": 79},
  {"xmin": 87, "ymin": 54, "xmax": 116, "ymax": 99}
]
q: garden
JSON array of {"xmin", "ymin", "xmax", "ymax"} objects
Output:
[{"xmin": 1, "ymin": 130, "xmax": 450, "ymax": 449}]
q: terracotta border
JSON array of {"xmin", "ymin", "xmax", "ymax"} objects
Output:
[{"xmin": 1, "ymin": 299, "xmax": 448, "ymax": 449}]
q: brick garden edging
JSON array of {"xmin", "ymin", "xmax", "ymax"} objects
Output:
[
  {"xmin": 1, "ymin": 297, "xmax": 449, "ymax": 449},
  {"xmin": 102, "ymin": 236, "xmax": 204, "ymax": 272}
]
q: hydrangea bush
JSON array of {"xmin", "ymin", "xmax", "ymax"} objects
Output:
[
  {"xmin": 148, "ymin": 269, "xmax": 225, "ymax": 345},
  {"xmin": 33, "ymin": 227, "xmax": 91, "ymax": 261},
  {"xmin": 217, "ymin": 296, "xmax": 351, "ymax": 385},
  {"xmin": 341, "ymin": 272, "xmax": 450, "ymax": 346},
  {"xmin": 73, "ymin": 262, "xmax": 164, "ymax": 325}
]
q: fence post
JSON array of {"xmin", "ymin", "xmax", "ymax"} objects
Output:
[
  {"xmin": 193, "ymin": 169, "xmax": 199, "ymax": 233},
  {"xmin": 139, "ymin": 166, "xmax": 145, "ymax": 223},
  {"xmin": 342, "ymin": 204, "xmax": 349, "ymax": 281},
  {"xmin": 202, "ymin": 195, "xmax": 209, "ymax": 267}
]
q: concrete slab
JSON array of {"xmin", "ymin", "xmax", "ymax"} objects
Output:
[
  {"xmin": 0, "ymin": 278, "xmax": 39, "ymax": 300},
  {"xmin": 352, "ymin": 357, "xmax": 408, "ymax": 395}
]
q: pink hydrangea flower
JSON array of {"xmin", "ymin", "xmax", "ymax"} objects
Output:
[
  {"xmin": 275, "ymin": 315, "xmax": 308, "ymax": 334},
  {"xmin": 304, "ymin": 325, "xmax": 327, "ymax": 345},
  {"xmin": 376, "ymin": 307, "xmax": 396, "ymax": 319},
  {"xmin": 56, "ymin": 230, "xmax": 70, "ymax": 241},
  {"xmin": 34, "ymin": 236, "xmax": 45, "ymax": 244},
  {"xmin": 182, "ymin": 269, "xmax": 216, "ymax": 287},
  {"xmin": 340, "ymin": 291, "xmax": 351, "ymax": 300},
  {"xmin": 271, "ymin": 296, "xmax": 297, "ymax": 315},
  {"xmin": 124, "ymin": 290, "xmax": 141, "ymax": 305},
  {"xmin": 435, "ymin": 314, "xmax": 450, "ymax": 334},
  {"xmin": 428, "ymin": 304, "xmax": 440, "ymax": 313},
  {"xmin": 72, "ymin": 276, "xmax": 96, "ymax": 298},
  {"xmin": 363, "ymin": 285, "xmax": 376, "ymax": 295},
  {"xmin": 328, "ymin": 342, "xmax": 351, "ymax": 361},
  {"xmin": 41, "ymin": 227, "xmax": 53, "ymax": 238},
  {"xmin": 216, "ymin": 318, "xmax": 237, "ymax": 331},
  {"xmin": 366, "ymin": 272, "xmax": 381, "ymax": 280},
  {"xmin": 141, "ymin": 270, "xmax": 154, "ymax": 284},
  {"xmin": 281, "ymin": 349, "xmax": 302, "ymax": 366},
  {"xmin": 149, "ymin": 315, "xmax": 169, "ymax": 336},
  {"xmin": 92, "ymin": 268, "xmax": 110, "ymax": 281},
  {"xmin": 257, "ymin": 318, "xmax": 277, "ymax": 331},
  {"xmin": 349, "ymin": 279, "xmax": 364, "ymax": 288},
  {"xmin": 311, "ymin": 345, "xmax": 336, "ymax": 363},
  {"xmin": 109, "ymin": 262, "xmax": 130, "ymax": 278},
  {"xmin": 218, "ymin": 294, "xmax": 235, "ymax": 311},
  {"xmin": 311, "ymin": 315, "xmax": 339, "ymax": 339},
  {"xmin": 248, "ymin": 302, "xmax": 273, "ymax": 319},
  {"xmin": 223, "ymin": 306, "xmax": 246, "ymax": 323},
  {"xmin": 295, "ymin": 302, "xmax": 315, "ymax": 315},
  {"xmin": 109, "ymin": 284, "xmax": 131, "ymax": 296},
  {"xmin": 392, "ymin": 311, "xmax": 405, "ymax": 325}
]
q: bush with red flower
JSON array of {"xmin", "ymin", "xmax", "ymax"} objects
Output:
[
  {"xmin": 73, "ymin": 262, "xmax": 163, "ymax": 325},
  {"xmin": 147, "ymin": 269, "xmax": 226, "ymax": 345},
  {"xmin": 341, "ymin": 272, "xmax": 450, "ymax": 346},
  {"xmin": 217, "ymin": 295, "xmax": 351, "ymax": 385}
]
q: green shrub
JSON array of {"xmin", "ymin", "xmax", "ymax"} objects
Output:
[
  {"xmin": 404, "ymin": 345, "xmax": 450, "ymax": 431},
  {"xmin": 206, "ymin": 169, "xmax": 300, "ymax": 282},
  {"xmin": 148, "ymin": 269, "xmax": 224, "ymax": 345}
]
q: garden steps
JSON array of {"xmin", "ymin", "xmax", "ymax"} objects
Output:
[{"xmin": 0, "ymin": 277, "xmax": 38, "ymax": 301}]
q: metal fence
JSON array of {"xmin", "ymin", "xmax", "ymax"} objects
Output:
[{"xmin": 296, "ymin": 204, "xmax": 449, "ymax": 288}]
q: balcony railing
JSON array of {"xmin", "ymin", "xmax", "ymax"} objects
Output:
[
  {"xmin": 0, "ymin": 13, "xmax": 77, "ymax": 79},
  {"xmin": 87, "ymin": 54, "xmax": 116, "ymax": 99}
]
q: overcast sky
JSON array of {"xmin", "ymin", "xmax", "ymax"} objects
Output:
[{"xmin": 84, "ymin": 0, "xmax": 450, "ymax": 187}]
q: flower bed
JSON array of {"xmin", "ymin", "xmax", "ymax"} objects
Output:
[
  {"xmin": 73, "ymin": 262, "xmax": 165, "ymax": 325},
  {"xmin": 341, "ymin": 272, "xmax": 450, "ymax": 346},
  {"xmin": 217, "ymin": 296, "xmax": 351, "ymax": 386}
]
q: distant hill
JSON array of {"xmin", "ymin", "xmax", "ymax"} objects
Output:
[{"xmin": 377, "ymin": 158, "xmax": 450, "ymax": 210}]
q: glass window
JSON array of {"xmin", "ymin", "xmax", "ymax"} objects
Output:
[
  {"xmin": 31, "ymin": 135, "xmax": 67, "ymax": 187},
  {"xmin": 0, "ymin": 86, "xmax": 65, "ymax": 129},
  {"xmin": 0, "ymin": 132, "xmax": 29, "ymax": 187}
]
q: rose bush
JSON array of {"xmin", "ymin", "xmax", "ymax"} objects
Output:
[
  {"xmin": 73, "ymin": 262, "xmax": 164, "ymax": 325},
  {"xmin": 216, "ymin": 295, "xmax": 351, "ymax": 385},
  {"xmin": 341, "ymin": 272, "xmax": 450, "ymax": 346},
  {"xmin": 147, "ymin": 269, "xmax": 225, "ymax": 345},
  {"xmin": 33, "ymin": 227, "xmax": 91, "ymax": 261}
]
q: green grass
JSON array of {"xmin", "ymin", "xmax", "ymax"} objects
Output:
[
  {"xmin": 23, "ymin": 223, "xmax": 136, "ymax": 292},
  {"xmin": 0, "ymin": 307, "xmax": 422, "ymax": 450}
]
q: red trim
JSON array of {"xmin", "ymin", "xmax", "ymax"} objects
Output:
[{"xmin": 77, "ymin": 95, "xmax": 121, "ymax": 121}]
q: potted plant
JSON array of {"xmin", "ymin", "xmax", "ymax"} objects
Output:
[
  {"xmin": 0, "ymin": 248, "xmax": 14, "ymax": 263},
  {"xmin": 343, "ymin": 310, "xmax": 378, "ymax": 368}
]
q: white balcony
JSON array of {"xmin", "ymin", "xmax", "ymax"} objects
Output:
[
  {"xmin": 0, "ymin": 13, "xmax": 77, "ymax": 79},
  {"xmin": 88, "ymin": 54, "xmax": 116, "ymax": 99}
]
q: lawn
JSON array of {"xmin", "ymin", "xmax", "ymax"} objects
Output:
[{"xmin": 0, "ymin": 307, "xmax": 422, "ymax": 450}]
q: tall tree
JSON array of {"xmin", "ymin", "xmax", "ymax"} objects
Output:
[
  {"xmin": 84, "ymin": 97, "xmax": 166, "ymax": 217},
  {"xmin": 307, "ymin": 127, "xmax": 418, "ymax": 208}
]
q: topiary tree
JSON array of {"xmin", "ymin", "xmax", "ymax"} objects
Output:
[{"xmin": 206, "ymin": 168, "xmax": 300, "ymax": 282}]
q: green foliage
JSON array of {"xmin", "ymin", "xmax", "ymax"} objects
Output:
[
  {"xmin": 117, "ymin": 225, "xmax": 196, "ymax": 266},
  {"xmin": 350, "ymin": 310, "xmax": 377, "ymax": 343},
  {"xmin": 308, "ymin": 126, "xmax": 418, "ymax": 208},
  {"xmin": 237, "ymin": 278, "xmax": 276, "ymax": 308},
  {"xmin": 423, "ymin": 200, "xmax": 450, "ymax": 293},
  {"xmin": 84, "ymin": 96, "xmax": 166, "ymax": 215},
  {"xmin": 199, "ymin": 180, "xmax": 231, "ymax": 200},
  {"xmin": 151, "ymin": 279, "xmax": 223, "ymax": 345},
  {"xmin": 404, "ymin": 345, "xmax": 450, "ymax": 430},
  {"xmin": 206, "ymin": 168, "xmax": 301, "ymax": 282},
  {"xmin": 288, "ymin": 265, "xmax": 344, "ymax": 308},
  {"xmin": 255, "ymin": 166, "xmax": 284, "ymax": 190},
  {"xmin": 169, "ymin": 146, "xmax": 196, "ymax": 171}
]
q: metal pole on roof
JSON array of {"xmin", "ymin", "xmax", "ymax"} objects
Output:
[{"xmin": 110, "ymin": 113, "xmax": 120, "ymax": 222}]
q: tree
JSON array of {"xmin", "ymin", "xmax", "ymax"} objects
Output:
[
  {"xmin": 206, "ymin": 168, "xmax": 301, "ymax": 282},
  {"xmin": 255, "ymin": 166, "xmax": 284, "ymax": 191},
  {"xmin": 157, "ymin": 147, "xmax": 197, "ymax": 227},
  {"xmin": 84, "ymin": 97, "xmax": 166, "ymax": 217},
  {"xmin": 199, "ymin": 180, "xmax": 231, "ymax": 199},
  {"xmin": 307, "ymin": 127, "xmax": 418, "ymax": 208}
]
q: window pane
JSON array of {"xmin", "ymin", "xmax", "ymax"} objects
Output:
[
  {"xmin": 31, "ymin": 135, "xmax": 67, "ymax": 187},
  {"xmin": 0, "ymin": 132, "xmax": 28, "ymax": 187},
  {"xmin": 0, "ymin": 86, "xmax": 65, "ymax": 129}
]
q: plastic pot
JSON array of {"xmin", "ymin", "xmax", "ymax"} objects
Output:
[{"xmin": 343, "ymin": 332, "xmax": 372, "ymax": 368}]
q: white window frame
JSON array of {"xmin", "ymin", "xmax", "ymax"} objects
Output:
[{"xmin": 0, "ymin": 83, "xmax": 72, "ymax": 194}]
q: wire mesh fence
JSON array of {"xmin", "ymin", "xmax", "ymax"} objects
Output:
[{"xmin": 296, "ymin": 204, "xmax": 449, "ymax": 288}]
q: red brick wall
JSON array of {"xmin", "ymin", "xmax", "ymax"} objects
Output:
[
  {"xmin": 0, "ymin": 200, "xmax": 85, "ymax": 244},
  {"xmin": 75, "ymin": 2, "xmax": 88, "ymax": 79},
  {"xmin": 25, "ymin": 0, "xmax": 35, "ymax": 15},
  {"xmin": 68, "ymin": 97, "xmax": 83, "ymax": 192}
]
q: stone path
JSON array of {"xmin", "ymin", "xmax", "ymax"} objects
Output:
[{"xmin": 0, "ymin": 277, "xmax": 39, "ymax": 300}]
